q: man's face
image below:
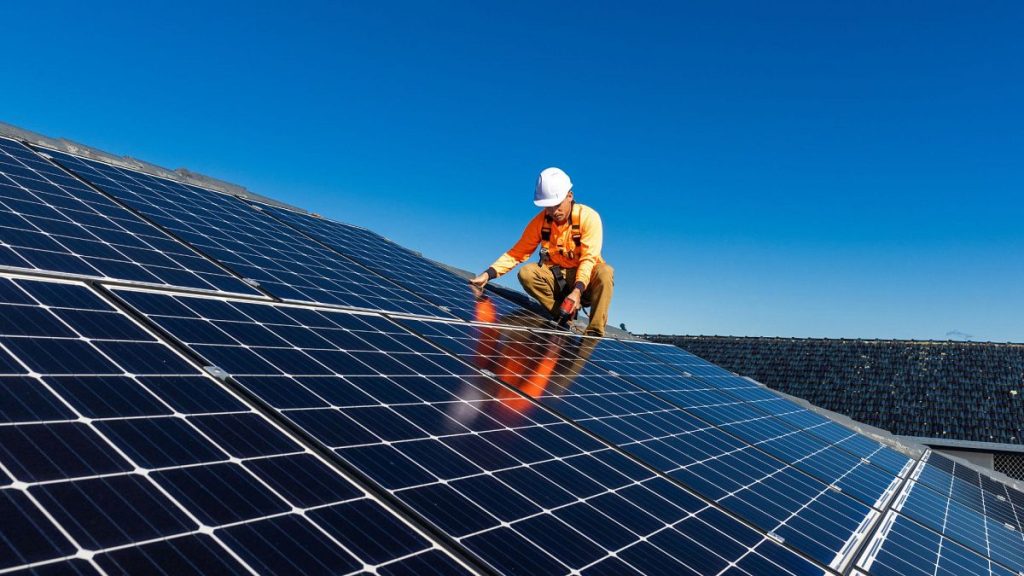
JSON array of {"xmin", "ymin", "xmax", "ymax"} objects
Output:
[{"xmin": 545, "ymin": 190, "xmax": 574, "ymax": 223}]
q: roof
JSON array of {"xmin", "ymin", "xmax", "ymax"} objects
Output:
[
  {"xmin": 0, "ymin": 119, "xmax": 1022, "ymax": 575},
  {"xmin": 650, "ymin": 335, "xmax": 1024, "ymax": 448}
]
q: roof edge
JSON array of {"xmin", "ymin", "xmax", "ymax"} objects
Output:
[
  {"xmin": 899, "ymin": 436, "xmax": 1024, "ymax": 454},
  {"xmin": 646, "ymin": 333, "xmax": 1024, "ymax": 347},
  {"xmin": 0, "ymin": 119, "xmax": 305, "ymax": 213}
]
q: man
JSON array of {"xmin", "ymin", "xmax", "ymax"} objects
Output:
[{"xmin": 470, "ymin": 167, "xmax": 614, "ymax": 336}]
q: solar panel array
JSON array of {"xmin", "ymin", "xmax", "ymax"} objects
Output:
[
  {"xmin": 38, "ymin": 147, "xmax": 447, "ymax": 318},
  {"xmin": 0, "ymin": 132, "xmax": 1019, "ymax": 575},
  {"xmin": 257, "ymin": 202, "xmax": 540, "ymax": 324},
  {"xmin": 0, "ymin": 138, "xmax": 256, "ymax": 295}
]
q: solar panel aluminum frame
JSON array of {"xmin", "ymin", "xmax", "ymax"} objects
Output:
[{"xmin": 0, "ymin": 271, "xmax": 478, "ymax": 575}]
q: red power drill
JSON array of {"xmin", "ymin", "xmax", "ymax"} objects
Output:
[{"xmin": 558, "ymin": 297, "xmax": 576, "ymax": 326}]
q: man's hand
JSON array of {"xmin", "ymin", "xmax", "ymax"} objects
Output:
[
  {"xmin": 469, "ymin": 273, "xmax": 489, "ymax": 298},
  {"xmin": 562, "ymin": 287, "xmax": 582, "ymax": 315}
]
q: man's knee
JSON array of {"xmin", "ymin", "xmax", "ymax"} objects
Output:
[
  {"xmin": 518, "ymin": 262, "xmax": 542, "ymax": 285},
  {"xmin": 592, "ymin": 263, "xmax": 614, "ymax": 286}
]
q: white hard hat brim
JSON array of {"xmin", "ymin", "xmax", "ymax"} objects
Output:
[{"xmin": 533, "ymin": 196, "xmax": 564, "ymax": 207}]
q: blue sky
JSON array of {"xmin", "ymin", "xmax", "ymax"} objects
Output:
[{"xmin": 2, "ymin": 1, "xmax": 1021, "ymax": 341}]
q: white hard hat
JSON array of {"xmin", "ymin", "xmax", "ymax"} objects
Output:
[{"xmin": 534, "ymin": 167, "xmax": 572, "ymax": 207}]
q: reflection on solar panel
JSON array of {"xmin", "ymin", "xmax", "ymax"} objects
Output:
[
  {"xmin": 37, "ymin": 148, "xmax": 450, "ymax": 318},
  {"xmin": 257, "ymin": 202, "xmax": 541, "ymax": 323},
  {"xmin": 0, "ymin": 273, "xmax": 470, "ymax": 575},
  {"xmin": 398, "ymin": 319, "xmax": 890, "ymax": 571},
  {"xmin": 111, "ymin": 287, "xmax": 824, "ymax": 575},
  {"xmin": 0, "ymin": 138, "xmax": 257, "ymax": 295}
]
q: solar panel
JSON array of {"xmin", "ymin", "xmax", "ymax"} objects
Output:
[
  {"xmin": 624, "ymin": 341, "xmax": 913, "ymax": 477},
  {"xmin": 893, "ymin": 473, "xmax": 1024, "ymax": 573},
  {"xmin": 0, "ymin": 137, "xmax": 258, "ymax": 296},
  {"xmin": 600, "ymin": 339, "xmax": 911, "ymax": 480},
  {"xmin": 36, "ymin": 147, "xmax": 452, "ymax": 318},
  {"xmin": 256, "ymin": 201, "xmax": 545, "ymax": 324},
  {"xmin": 857, "ymin": 511, "xmax": 1017, "ymax": 576},
  {"xmin": 0, "ymin": 273, "xmax": 472, "ymax": 574},
  {"xmin": 395, "ymin": 318, "xmax": 888, "ymax": 571},
  {"xmin": 110, "ymin": 286, "xmax": 827, "ymax": 575},
  {"xmin": 914, "ymin": 452, "xmax": 1024, "ymax": 531}
]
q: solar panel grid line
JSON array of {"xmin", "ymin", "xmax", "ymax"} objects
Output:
[
  {"xmin": 396, "ymin": 318, "xmax": 874, "ymax": 572},
  {"xmin": 111, "ymin": 287, "xmax": 833, "ymax": 576},
  {"xmin": 619, "ymin": 340, "xmax": 916, "ymax": 480},
  {"xmin": 252, "ymin": 200, "xmax": 548, "ymax": 326},
  {"xmin": 36, "ymin": 147, "xmax": 456, "ymax": 320},
  {"xmin": 0, "ymin": 138, "xmax": 261, "ymax": 298},
  {"xmin": 0, "ymin": 273, "xmax": 476, "ymax": 576}
]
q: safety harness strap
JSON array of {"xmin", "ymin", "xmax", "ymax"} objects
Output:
[{"xmin": 540, "ymin": 203, "xmax": 582, "ymax": 259}]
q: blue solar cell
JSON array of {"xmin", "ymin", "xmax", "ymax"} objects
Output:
[
  {"xmin": 216, "ymin": 514, "xmax": 364, "ymax": 574},
  {"xmin": 41, "ymin": 148, "xmax": 452, "ymax": 318},
  {"xmin": 0, "ymin": 376, "xmax": 75, "ymax": 422},
  {"xmin": 32, "ymin": 474, "xmax": 197, "ymax": 549},
  {"xmin": 0, "ymin": 422, "xmax": 132, "ymax": 481},
  {"xmin": 94, "ymin": 535, "xmax": 248, "ymax": 575},
  {"xmin": 0, "ymin": 138, "xmax": 258, "ymax": 295},
  {"xmin": 0, "ymin": 490, "xmax": 75, "ymax": 570},
  {"xmin": 154, "ymin": 463, "xmax": 292, "ymax": 525}
]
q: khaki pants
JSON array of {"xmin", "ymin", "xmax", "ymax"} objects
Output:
[{"xmin": 517, "ymin": 262, "xmax": 614, "ymax": 336}]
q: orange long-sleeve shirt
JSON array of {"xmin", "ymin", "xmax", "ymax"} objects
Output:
[{"xmin": 487, "ymin": 203, "xmax": 604, "ymax": 289}]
